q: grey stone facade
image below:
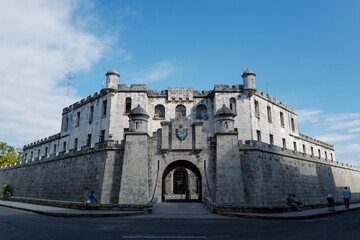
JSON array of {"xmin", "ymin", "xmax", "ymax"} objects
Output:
[{"xmin": 1, "ymin": 68, "xmax": 358, "ymax": 208}]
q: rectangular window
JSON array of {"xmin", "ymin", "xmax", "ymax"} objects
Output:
[
  {"xmin": 89, "ymin": 106, "xmax": 94, "ymax": 123},
  {"xmin": 64, "ymin": 117, "xmax": 69, "ymax": 131},
  {"xmin": 76, "ymin": 112, "xmax": 80, "ymax": 127},
  {"xmin": 123, "ymin": 128, "xmax": 129, "ymax": 140},
  {"xmin": 269, "ymin": 134, "xmax": 274, "ymax": 145},
  {"xmin": 318, "ymin": 149, "xmax": 321, "ymax": 159},
  {"xmin": 293, "ymin": 142, "xmax": 297, "ymax": 151},
  {"xmin": 37, "ymin": 149, "xmax": 40, "ymax": 157},
  {"xmin": 24, "ymin": 153, "xmax": 27, "ymax": 161},
  {"xmin": 87, "ymin": 134, "xmax": 92, "ymax": 146},
  {"xmin": 303, "ymin": 144, "xmax": 306, "ymax": 154},
  {"xmin": 125, "ymin": 98, "xmax": 132, "ymax": 114},
  {"xmin": 45, "ymin": 147, "xmax": 48, "ymax": 156},
  {"xmin": 63, "ymin": 141, "xmax": 66, "ymax": 152},
  {"xmin": 54, "ymin": 144, "xmax": 57, "ymax": 153},
  {"xmin": 100, "ymin": 130, "xmax": 105, "ymax": 142},
  {"xmin": 74, "ymin": 138, "xmax": 78, "ymax": 149},
  {"xmin": 256, "ymin": 130, "xmax": 261, "ymax": 141},
  {"xmin": 267, "ymin": 106, "xmax": 272, "ymax": 123},
  {"xmin": 280, "ymin": 112, "xmax": 284, "ymax": 127},
  {"xmin": 325, "ymin": 151, "xmax": 328, "ymax": 160},
  {"xmin": 311, "ymin": 147, "xmax": 314, "ymax": 156},
  {"xmin": 291, "ymin": 118, "xmax": 295, "ymax": 131},
  {"xmin": 255, "ymin": 100, "xmax": 260, "ymax": 118},
  {"xmin": 31, "ymin": 151, "xmax": 33, "ymax": 158},
  {"xmin": 331, "ymin": 153, "xmax": 333, "ymax": 161},
  {"xmin": 102, "ymin": 100, "xmax": 107, "ymax": 116},
  {"xmin": 282, "ymin": 138, "xmax": 286, "ymax": 148}
]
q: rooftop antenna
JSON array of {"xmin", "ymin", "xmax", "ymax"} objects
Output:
[
  {"xmin": 266, "ymin": 81, "xmax": 270, "ymax": 95},
  {"xmin": 65, "ymin": 60, "xmax": 75, "ymax": 106}
]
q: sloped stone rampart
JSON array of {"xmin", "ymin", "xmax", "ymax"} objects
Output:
[
  {"xmin": 240, "ymin": 141, "xmax": 360, "ymax": 207},
  {"xmin": 0, "ymin": 143, "xmax": 124, "ymax": 204}
]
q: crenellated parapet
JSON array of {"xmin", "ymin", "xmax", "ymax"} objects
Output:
[
  {"xmin": 254, "ymin": 90, "xmax": 296, "ymax": 114},
  {"xmin": 213, "ymin": 84, "xmax": 243, "ymax": 92},
  {"xmin": 147, "ymin": 90, "xmax": 168, "ymax": 98},
  {"xmin": 62, "ymin": 90, "xmax": 108, "ymax": 114},
  {"xmin": 240, "ymin": 140, "xmax": 359, "ymax": 171},
  {"xmin": 118, "ymin": 84, "xmax": 147, "ymax": 92},
  {"xmin": 168, "ymin": 87, "xmax": 194, "ymax": 102},
  {"xmin": 23, "ymin": 133, "xmax": 61, "ymax": 150},
  {"xmin": 296, "ymin": 133, "xmax": 334, "ymax": 150},
  {"xmin": 193, "ymin": 90, "xmax": 213, "ymax": 98},
  {"xmin": 4, "ymin": 141, "xmax": 124, "ymax": 171}
]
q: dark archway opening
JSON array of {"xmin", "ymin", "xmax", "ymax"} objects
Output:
[{"xmin": 162, "ymin": 160, "xmax": 202, "ymax": 202}]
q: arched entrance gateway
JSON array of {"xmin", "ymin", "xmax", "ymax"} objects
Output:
[{"xmin": 161, "ymin": 160, "xmax": 202, "ymax": 202}]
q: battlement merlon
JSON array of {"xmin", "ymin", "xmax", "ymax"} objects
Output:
[
  {"xmin": 23, "ymin": 133, "xmax": 61, "ymax": 150},
  {"xmin": 293, "ymin": 133, "xmax": 335, "ymax": 150},
  {"xmin": 254, "ymin": 90, "xmax": 296, "ymax": 115}
]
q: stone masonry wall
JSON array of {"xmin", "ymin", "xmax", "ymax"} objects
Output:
[
  {"xmin": 240, "ymin": 141, "xmax": 360, "ymax": 207},
  {"xmin": 0, "ymin": 144, "xmax": 123, "ymax": 204}
]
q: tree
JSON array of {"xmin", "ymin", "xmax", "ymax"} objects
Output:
[{"xmin": 0, "ymin": 142, "xmax": 22, "ymax": 167}]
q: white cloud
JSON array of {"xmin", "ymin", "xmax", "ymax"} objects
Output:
[
  {"xmin": 314, "ymin": 133, "xmax": 358, "ymax": 142},
  {"xmin": 0, "ymin": 0, "xmax": 106, "ymax": 147},
  {"xmin": 328, "ymin": 119, "xmax": 360, "ymax": 130},
  {"xmin": 125, "ymin": 6, "xmax": 142, "ymax": 18},
  {"xmin": 129, "ymin": 61, "xmax": 178, "ymax": 83},
  {"xmin": 297, "ymin": 109, "xmax": 322, "ymax": 123},
  {"xmin": 349, "ymin": 128, "xmax": 360, "ymax": 133},
  {"xmin": 324, "ymin": 113, "xmax": 360, "ymax": 122},
  {"xmin": 336, "ymin": 144, "xmax": 360, "ymax": 154},
  {"xmin": 298, "ymin": 109, "xmax": 360, "ymax": 165}
]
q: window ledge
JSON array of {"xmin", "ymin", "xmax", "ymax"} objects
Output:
[{"xmin": 153, "ymin": 117, "xmax": 165, "ymax": 120}]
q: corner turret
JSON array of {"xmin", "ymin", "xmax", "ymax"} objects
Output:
[
  {"xmin": 105, "ymin": 69, "xmax": 120, "ymax": 90},
  {"xmin": 128, "ymin": 105, "xmax": 149, "ymax": 133},
  {"xmin": 242, "ymin": 68, "xmax": 256, "ymax": 96},
  {"xmin": 214, "ymin": 105, "xmax": 236, "ymax": 133}
]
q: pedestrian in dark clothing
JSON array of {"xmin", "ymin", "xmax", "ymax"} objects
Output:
[{"xmin": 342, "ymin": 187, "xmax": 351, "ymax": 209}]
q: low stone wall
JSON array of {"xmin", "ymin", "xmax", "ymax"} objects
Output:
[
  {"xmin": 0, "ymin": 142, "xmax": 124, "ymax": 204},
  {"xmin": 240, "ymin": 141, "xmax": 360, "ymax": 207},
  {"xmin": 6, "ymin": 197, "xmax": 153, "ymax": 211}
]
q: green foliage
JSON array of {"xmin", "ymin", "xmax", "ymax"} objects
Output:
[
  {"xmin": 0, "ymin": 184, "xmax": 11, "ymax": 195},
  {"xmin": 0, "ymin": 142, "xmax": 22, "ymax": 167}
]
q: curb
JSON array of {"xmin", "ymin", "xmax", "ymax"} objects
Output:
[
  {"xmin": 216, "ymin": 207, "xmax": 360, "ymax": 220},
  {"xmin": 0, "ymin": 203, "xmax": 151, "ymax": 218}
]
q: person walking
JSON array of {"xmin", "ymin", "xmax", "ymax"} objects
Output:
[{"xmin": 342, "ymin": 187, "xmax": 351, "ymax": 210}]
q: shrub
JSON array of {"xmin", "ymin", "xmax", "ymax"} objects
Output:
[{"xmin": 0, "ymin": 184, "xmax": 11, "ymax": 195}]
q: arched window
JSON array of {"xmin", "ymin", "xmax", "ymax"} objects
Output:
[
  {"xmin": 154, "ymin": 105, "xmax": 165, "ymax": 118},
  {"xmin": 196, "ymin": 105, "xmax": 207, "ymax": 119},
  {"xmin": 175, "ymin": 105, "xmax": 186, "ymax": 117},
  {"xmin": 125, "ymin": 97, "xmax": 132, "ymax": 114},
  {"xmin": 230, "ymin": 98, "xmax": 236, "ymax": 114}
]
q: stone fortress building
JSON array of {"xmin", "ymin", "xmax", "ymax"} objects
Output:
[{"xmin": 1, "ymin": 68, "xmax": 359, "ymax": 209}]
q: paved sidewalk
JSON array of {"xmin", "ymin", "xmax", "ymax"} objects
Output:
[
  {"xmin": 137, "ymin": 202, "xmax": 227, "ymax": 219},
  {"xmin": 0, "ymin": 200, "xmax": 150, "ymax": 218},
  {"xmin": 219, "ymin": 203, "xmax": 360, "ymax": 220},
  {"xmin": 1, "ymin": 199, "xmax": 359, "ymax": 219}
]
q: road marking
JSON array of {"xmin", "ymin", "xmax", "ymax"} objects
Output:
[{"xmin": 122, "ymin": 236, "xmax": 206, "ymax": 239}]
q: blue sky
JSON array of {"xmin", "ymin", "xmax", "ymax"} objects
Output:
[{"xmin": 0, "ymin": 0, "xmax": 359, "ymax": 165}]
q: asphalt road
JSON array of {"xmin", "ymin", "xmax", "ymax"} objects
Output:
[{"xmin": 1, "ymin": 206, "xmax": 360, "ymax": 240}]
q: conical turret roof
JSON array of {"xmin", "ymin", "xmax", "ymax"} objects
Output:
[{"xmin": 215, "ymin": 105, "xmax": 236, "ymax": 117}]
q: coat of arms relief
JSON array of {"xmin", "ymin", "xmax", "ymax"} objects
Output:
[{"xmin": 175, "ymin": 124, "xmax": 188, "ymax": 141}]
